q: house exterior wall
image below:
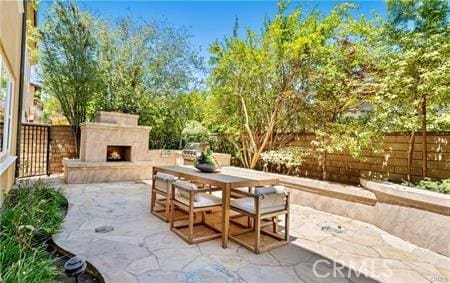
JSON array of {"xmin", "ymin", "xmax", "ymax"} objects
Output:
[
  {"xmin": 22, "ymin": 1, "xmax": 37, "ymax": 123},
  {"xmin": 0, "ymin": 1, "xmax": 25, "ymax": 205}
]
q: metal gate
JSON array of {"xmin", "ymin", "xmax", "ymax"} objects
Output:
[{"xmin": 18, "ymin": 123, "xmax": 50, "ymax": 178}]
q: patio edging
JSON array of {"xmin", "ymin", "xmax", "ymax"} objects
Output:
[
  {"xmin": 360, "ymin": 178, "xmax": 450, "ymax": 216},
  {"xmin": 50, "ymin": 237, "xmax": 105, "ymax": 283},
  {"xmin": 52, "ymin": 202, "xmax": 106, "ymax": 283}
]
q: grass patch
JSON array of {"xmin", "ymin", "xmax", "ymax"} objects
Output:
[
  {"xmin": 0, "ymin": 181, "xmax": 67, "ymax": 283},
  {"xmin": 402, "ymin": 178, "xmax": 450, "ymax": 195}
]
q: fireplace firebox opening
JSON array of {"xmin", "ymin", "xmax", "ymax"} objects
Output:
[{"xmin": 107, "ymin": 146, "xmax": 131, "ymax": 162}]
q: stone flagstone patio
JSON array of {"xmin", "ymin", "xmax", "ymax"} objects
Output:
[{"xmin": 51, "ymin": 180, "xmax": 450, "ymax": 283}]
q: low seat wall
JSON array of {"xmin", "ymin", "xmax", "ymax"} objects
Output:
[
  {"xmin": 258, "ymin": 170, "xmax": 450, "ymax": 257},
  {"xmin": 360, "ymin": 179, "xmax": 450, "ymax": 257},
  {"xmin": 64, "ymin": 160, "xmax": 153, "ymax": 184}
]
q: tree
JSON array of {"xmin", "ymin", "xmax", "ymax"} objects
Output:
[
  {"xmin": 96, "ymin": 16, "xmax": 205, "ymax": 148},
  {"xmin": 383, "ymin": 0, "xmax": 450, "ymax": 180},
  {"xmin": 40, "ymin": 0, "xmax": 102, "ymax": 156},
  {"xmin": 40, "ymin": 1, "xmax": 204, "ymax": 151},
  {"xmin": 306, "ymin": 6, "xmax": 387, "ymax": 182},
  {"xmin": 181, "ymin": 120, "xmax": 210, "ymax": 146},
  {"xmin": 96, "ymin": 16, "xmax": 151, "ymax": 113},
  {"xmin": 140, "ymin": 91, "xmax": 209, "ymax": 149},
  {"xmin": 208, "ymin": 2, "xmax": 312, "ymax": 168},
  {"xmin": 208, "ymin": 1, "xmax": 386, "ymax": 178},
  {"xmin": 97, "ymin": 16, "xmax": 203, "ymax": 112}
]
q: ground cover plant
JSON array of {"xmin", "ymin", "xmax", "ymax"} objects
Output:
[
  {"xmin": 0, "ymin": 181, "xmax": 67, "ymax": 283},
  {"xmin": 403, "ymin": 178, "xmax": 450, "ymax": 195}
]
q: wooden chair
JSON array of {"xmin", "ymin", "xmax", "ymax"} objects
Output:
[
  {"xmin": 150, "ymin": 172, "xmax": 178, "ymax": 222},
  {"xmin": 170, "ymin": 180, "xmax": 223, "ymax": 244},
  {"xmin": 229, "ymin": 186, "xmax": 290, "ymax": 254}
]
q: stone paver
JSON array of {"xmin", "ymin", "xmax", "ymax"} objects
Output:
[{"xmin": 53, "ymin": 180, "xmax": 450, "ymax": 283}]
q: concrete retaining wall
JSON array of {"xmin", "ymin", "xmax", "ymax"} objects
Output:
[{"xmin": 273, "ymin": 172, "xmax": 450, "ymax": 257}]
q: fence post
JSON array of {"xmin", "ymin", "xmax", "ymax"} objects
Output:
[{"xmin": 47, "ymin": 126, "xmax": 51, "ymax": 176}]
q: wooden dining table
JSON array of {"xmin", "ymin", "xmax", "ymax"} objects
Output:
[{"xmin": 152, "ymin": 165, "xmax": 279, "ymax": 248}]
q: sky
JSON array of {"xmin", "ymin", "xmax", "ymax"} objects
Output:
[{"xmin": 38, "ymin": 0, "xmax": 387, "ymax": 60}]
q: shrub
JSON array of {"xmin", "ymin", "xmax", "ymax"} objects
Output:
[
  {"xmin": 261, "ymin": 147, "xmax": 310, "ymax": 168},
  {"xmin": 193, "ymin": 148, "xmax": 217, "ymax": 166},
  {"xmin": 402, "ymin": 178, "xmax": 450, "ymax": 195},
  {"xmin": 0, "ymin": 181, "xmax": 67, "ymax": 282}
]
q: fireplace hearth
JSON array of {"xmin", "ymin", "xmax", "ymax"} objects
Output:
[{"xmin": 107, "ymin": 146, "xmax": 131, "ymax": 162}]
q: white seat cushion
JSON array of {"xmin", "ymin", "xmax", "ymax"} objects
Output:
[
  {"xmin": 173, "ymin": 180, "xmax": 199, "ymax": 200},
  {"xmin": 154, "ymin": 179, "xmax": 171, "ymax": 192},
  {"xmin": 231, "ymin": 193, "xmax": 286, "ymax": 214},
  {"xmin": 173, "ymin": 180, "xmax": 198, "ymax": 190},
  {"xmin": 255, "ymin": 185, "xmax": 285, "ymax": 195},
  {"xmin": 155, "ymin": 172, "xmax": 177, "ymax": 181},
  {"xmin": 154, "ymin": 173, "xmax": 178, "ymax": 192},
  {"xmin": 175, "ymin": 193, "xmax": 222, "ymax": 208}
]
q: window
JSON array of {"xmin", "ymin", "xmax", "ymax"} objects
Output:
[{"xmin": 0, "ymin": 54, "xmax": 14, "ymax": 153}]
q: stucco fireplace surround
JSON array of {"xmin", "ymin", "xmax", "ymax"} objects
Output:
[{"xmin": 63, "ymin": 112, "xmax": 153, "ymax": 184}]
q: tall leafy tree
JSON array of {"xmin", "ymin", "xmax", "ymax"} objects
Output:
[
  {"xmin": 40, "ymin": 1, "xmax": 204, "ymax": 150},
  {"xmin": 97, "ymin": 17, "xmax": 204, "ymax": 113},
  {"xmin": 40, "ymin": 0, "xmax": 101, "ymax": 156},
  {"xmin": 208, "ymin": 1, "xmax": 386, "ymax": 176},
  {"xmin": 382, "ymin": 0, "xmax": 450, "ymax": 179},
  {"xmin": 140, "ymin": 91, "xmax": 209, "ymax": 149},
  {"xmin": 208, "ymin": 2, "xmax": 313, "ymax": 168},
  {"xmin": 97, "ymin": 16, "xmax": 205, "ymax": 148},
  {"xmin": 306, "ymin": 6, "xmax": 387, "ymax": 182}
]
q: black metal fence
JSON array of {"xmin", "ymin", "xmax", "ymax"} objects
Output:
[{"xmin": 19, "ymin": 123, "xmax": 51, "ymax": 178}]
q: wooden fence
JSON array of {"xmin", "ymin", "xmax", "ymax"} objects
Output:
[{"xmin": 263, "ymin": 132, "xmax": 450, "ymax": 184}]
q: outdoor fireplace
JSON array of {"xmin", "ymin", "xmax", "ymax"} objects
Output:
[
  {"xmin": 63, "ymin": 111, "xmax": 153, "ymax": 183},
  {"xmin": 107, "ymin": 146, "xmax": 131, "ymax": 162}
]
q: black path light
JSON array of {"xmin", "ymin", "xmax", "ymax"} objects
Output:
[{"xmin": 64, "ymin": 255, "xmax": 87, "ymax": 283}]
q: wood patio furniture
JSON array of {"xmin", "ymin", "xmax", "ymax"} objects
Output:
[
  {"xmin": 153, "ymin": 165, "xmax": 280, "ymax": 248},
  {"xmin": 229, "ymin": 186, "xmax": 290, "ymax": 254},
  {"xmin": 170, "ymin": 179, "xmax": 223, "ymax": 244},
  {"xmin": 150, "ymin": 172, "xmax": 178, "ymax": 222}
]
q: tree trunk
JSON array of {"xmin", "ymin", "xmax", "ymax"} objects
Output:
[
  {"xmin": 179, "ymin": 135, "xmax": 183, "ymax": 150},
  {"xmin": 249, "ymin": 97, "xmax": 285, "ymax": 169},
  {"xmin": 339, "ymin": 153, "xmax": 350, "ymax": 184},
  {"xmin": 241, "ymin": 135, "xmax": 250, "ymax": 168},
  {"xmin": 239, "ymin": 89, "xmax": 257, "ymax": 159},
  {"xmin": 321, "ymin": 151, "xmax": 327, "ymax": 180},
  {"xmin": 71, "ymin": 125, "xmax": 81, "ymax": 159},
  {"xmin": 421, "ymin": 95, "xmax": 427, "ymax": 178},
  {"xmin": 407, "ymin": 129, "xmax": 416, "ymax": 182}
]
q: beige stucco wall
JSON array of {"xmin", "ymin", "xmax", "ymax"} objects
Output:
[{"xmin": 0, "ymin": 1, "xmax": 24, "ymax": 205}]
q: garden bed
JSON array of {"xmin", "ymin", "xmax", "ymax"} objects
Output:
[
  {"xmin": 46, "ymin": 239, "xmax": 101, "ymax": 283},
  {"xmin": 401, "ymin": 178, "xmax": 450, "ymax": 195},
  {"xmin": 0, "ymin": 181, "xmax": 101, "ymax": 282}
]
